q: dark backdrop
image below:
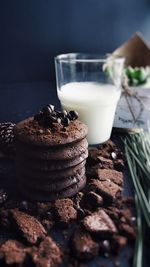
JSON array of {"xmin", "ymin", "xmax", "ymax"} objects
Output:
[{"xmin": 0, "ymin": 0, "xmax": 150, "ymax": 83}]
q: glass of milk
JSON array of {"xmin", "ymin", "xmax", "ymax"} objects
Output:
[{"xmin": 55, "ymin": 54, "xmax": 124, "ymax": 145}]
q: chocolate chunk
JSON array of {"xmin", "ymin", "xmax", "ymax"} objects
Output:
[
  {"xmin": 80, "ymin": 191, "xmax": 103, "ymax": 211},
  {"xmin": 97, "ymin": 169, "xmax": 123, "ymax": 186},
  {"xmin": 89, "ymin": 179, "xmax": 122, "ymax": 203},
  {"xmin": 0, "ymin": 240, "xmax": 27, "ymax": 265},
  {"xmin": 54, "ymin": 198, "xmax": 77, "ymax": 226},
  {"xmin": 71, "ymin": 228, "xmax": 99, "ymax": 260},
  {"xmin": 42, "ymin": 106, "xmax": 53, "ymax": 116},
  {"xmin": 30, "ymin": 236, "xmax": 62, "ymax": 267},
  {"xmin": 61, "ymin": 117, "xmax": 70, "ymax": 127},
  {"xmin": 82, "ymin": 209, "xmax": 117, "ymax": 237},
  {"xmin": 68, "ymin": 110, "xmax": 78, "ymax": 121},
  {"xmin": 11, "ymin": 209, "xmax": 46, "ymax": 244}
]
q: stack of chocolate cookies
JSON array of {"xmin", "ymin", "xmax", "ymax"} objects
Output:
[{"xmin": 14, "ymin": 105, "xmax": 88, "ymax": 201}]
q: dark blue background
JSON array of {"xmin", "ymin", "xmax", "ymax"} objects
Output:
[
  {"xmin": 0, "ymin": 0, "xmax": 150, "ymax": 122},
  {"xmin": 0, "ymin": 0, "xmax": 150, "ymax": 83}
]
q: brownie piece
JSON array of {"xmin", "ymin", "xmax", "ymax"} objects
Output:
[
  {"xmin": 30, "ymin": 236, "xmax": 62, "ymax": 267},
  {"xmin": 97, "ymin": 169, "xmax": 123, "ymax": 186},
  {"xmin": 97, "ymin": 156, "xmax": 114, "ymax": 169},
  {"xmin": 11, "ymin": 209, "xmax": 46, "ymax": 244},
  {"xmin": 98, "ymin": 140, "xmax": 117, "ymax": 151},
  {"xmin": 0, "ymin": 240, "xmax": 27, "ymax": 265},
  {"xmin": 80, "ymin": 191, "xmax": 103, "ymax": 212},
  {"xmin": 87, "ymin": 150, "xmax": 114, "ymax": 169},
  {"xmin": 82, "ymin": 209, "xmax": 117, "ymax": 237},
  {"xmin": 71, "ymin": 228, "xmax": 99, "ymax": 260},
  {"xmin": 54, "ymin": 198, "xmax": 77, "ymax": 226},
  {"xmin": 89, "ymin": 179, "xmax": 122, "ymax": 203}
]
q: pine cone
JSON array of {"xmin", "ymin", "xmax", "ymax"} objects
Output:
[{"xmin": 0, "ymin": 122, "xmax": 15, "ymax": 154}]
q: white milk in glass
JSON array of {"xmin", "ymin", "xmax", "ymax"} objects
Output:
[{"xmin": 58, "ymin": 82, "xmax": 121, "ymax": 144}]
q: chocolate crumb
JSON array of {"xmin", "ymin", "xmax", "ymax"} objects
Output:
[
  {"xmin": 30, "ymin": 236, "xmax": 62, "ymax": 267},
  {"xmin": 0, "ymin": 240, "xmax": 28, "ymax": 265}
]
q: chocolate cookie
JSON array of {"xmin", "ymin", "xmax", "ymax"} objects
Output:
[
  {"xmin": 16, "ymin": 138, "xmax": 88, "ymax": 160},
  {"xmin": 14, "ymin": 117, "xmax": 88, "ymax": 146},
  {"xmin": 20, "ymin": 166, "xmax": 85, "ymax": 193},
  {"xmin": 18, "ymin": 160, "xmax": 86, "ymax": 181},
  {"xmin": 17, "ymin": 150, "xmax": 88, "ymax": 171},
  {"xmin": 20, "ymin": 175, "xmax": 87, "ymax": 202}
]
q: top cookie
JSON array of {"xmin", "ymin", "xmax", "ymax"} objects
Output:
[{"xmin": 14, "ymin": 117, "xmax": 88, "ymax": 147}]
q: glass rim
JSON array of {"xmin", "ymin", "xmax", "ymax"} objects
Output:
[{"xmin": 55, "ymin": 53, "xmax": 125, "ymax": 63}]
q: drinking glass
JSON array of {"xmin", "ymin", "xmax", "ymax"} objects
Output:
[{"xmin": 55, "ymin": 53, "xmax": 124, "ymax": 145}]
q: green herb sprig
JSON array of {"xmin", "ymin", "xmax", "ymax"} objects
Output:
[
  {"xmin": 133, "ymin": 196, "xmax": 143, "ymax": 267},
  {"xmin": 125, "ymin": 131, "xmax": 150, "ymax": 267}
]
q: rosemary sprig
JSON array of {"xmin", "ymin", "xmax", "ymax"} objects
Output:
[
  {"xmin": 125, "ymin": 133, "xmax": 150, "ymax": 226},
  {"xmin": 124, "ymin": 131, "xmax": 150, "ymax": 267},
  {"xmin": 125, "ymin": 144, "xmax": 150, "ymax": 226},
  {"xmin": 133, "ymin": 196, "xmax": 143, "ymax": 267}
]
